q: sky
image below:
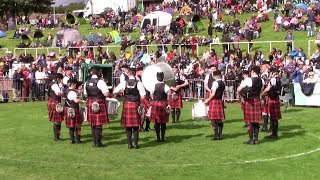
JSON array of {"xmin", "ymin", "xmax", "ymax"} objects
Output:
[{"xmin": 54, "ymin": 0, "xmax": 85, "ymax": 6}]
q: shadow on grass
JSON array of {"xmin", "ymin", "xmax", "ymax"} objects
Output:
[
  {"xmin": 283, "ymin": 109, "xmax": 303, "ymax": 113},
  {"xmin": 259, "ymin": 129, "xmax": 305, "ymax": 144},
  {"xmin": 280, "ymin": 125, "xmax": 302, "ymax": 132},
  {"xmin": 167, "ymin": 123, "xmax": 208, "ymax": 130},
  {"xmin": 141, "ymin": 133, "xmax": 204, "ymax": 148},
  {"xmin": 205, "ymin": 132, "xmax": 247, "ymax": 139}
]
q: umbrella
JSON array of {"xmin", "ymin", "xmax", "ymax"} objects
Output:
[
  {"xmin": 180, "ymin": 6, "xmax": 192, "ymax": 14},
  {"xmin": 0, "ymin": 31, "xmax": 6, "ymax": 38},
  {"xmin": 104, "ymin": 7, "xmax": 113, "ymax": 12},
  {"xmin": 164, "ymin": 8, "xmax": 174, "ymax": 16},
  {"xmin": 85, "ymin": 34, "xmax": 108, "ymax": 45},
  {"xmin": 295, "ymin": 3, "xmax": 308, "ymax": 13},
  {"xmin": 191, "ymin": 14, "xmax": 201, "ymax": 22},
  {"xmin": 33, "ymin": 29, "xmax": 44, "ymax": 39}
]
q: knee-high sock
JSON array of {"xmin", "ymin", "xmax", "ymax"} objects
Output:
[
  {"xmin": 273, "ymin": 120, "xmax": 279, "ymax": 135},
  {"xmin": 176, "ymin": 109, "xmax": 181, "ymax": 122},
  {"xmin": 91, "ymin": 126, "xmax": 96, "ymax": 145},
  {"xmin": 132, "ymin": 127, "xmax": 139, "ymax": 146},
  {"xmin": 160, "ymin": 123, "xmax": 167, "ymax": 140},
  {"xmin": 217, "ymin": 121, "xmax": 224, "ymax": 138},
  {"xmin": 252, "ymin": 123, "xmax": 260, "ymax": 141},
  {"xmin": 95, "ymin": 125, "xmax": 103, "ymax": 145},
  {"xmin": 145, "ymin": 117, "xmax": 151, "ymax": 130},
  {"xmin": 56, "ymin": 124, "xmax": 61, "ymax": 136},
  {"xmin": 262, "ymin": 115, "xmax": 268, "ymax": 129},
  {"xmin": 247, "ymin": 123, "xmax": 254, "ymax": 141},
  {"xmin": 171, "ymin": 110, "xmax": 176, "ymax": 122},
  {"xmin": 69, "ymin": 127, "xmax": 75, "ymax": 142},
  {"xmin": 154, "ymin": 123, "xmax": 160, "ymax": 140},
  {"xmin": 126, "ymin": 127, "xmax": 133, "ymax": 146},
  {"xmin": 75, "ymin": 127, "xmax": 82, "ymax": 142},
  {"xmin": 53, "ymin": 124, "xmax": 58, "ymax": 140},
  {"xmin": 212, "ymin": 121, "xmax": 218, "ymax": 137}
]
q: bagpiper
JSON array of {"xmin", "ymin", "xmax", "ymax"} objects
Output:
[
  {"xmin": 169, "ymin": 65, "xmax": 189, "ymax": 123},
  {"xmin": 262, "ymin": 67, "xmax": 282, "ymax": 140},
  {"xmin": 237, "ymin": 66, "xmax": 263, "ymax": 145},
  {"xmin": 47, "ymin": 73, "xmax": 64, "ymax": 141},
  {"xmin": 205, "ymin": 70, "xmax": 226, "ymax": 140},
  {"xmin": 84, "ymin": 66, "xmax": 111, "ymax": 147},
  {"xmin": 113, "ymin": 67, "xmax": 147, "ymax": 149},
  {"xmin": 64, "ymin": 79, "xmax": 86, "ymax": 144},
  {"xmin": 150, "ymin": 71, "xmax": 171, "ymax": 142}
]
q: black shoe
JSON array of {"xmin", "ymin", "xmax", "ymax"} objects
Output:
[
  {"xmin": 243, "ymin": 140, "xmax": 255, "ymax": 144},
  {"xmin": 254, "ymin": 140, "xmax": 259, "ymax": 144},
  {"xmin": 96, "ymin": 143, "xmax": 107, "ymax": 148},
  {"xmin": 260, "ymin": 127, "xmax": 267, "ymax": 132},
  {"xmin": 133, "ymin": 144, "xmax": 139, "ymax": 149},
  {"xmin": 128, "ymin": 144, "xmax": 133, "ymax": 149},
  {"xmin": 145, "ymin": 128, "xmax": 151, "ymax": 132},
  {"xmin": 265, "ymin": 134, "xmax": 278, "ymax": 140},
  {"xmin": 211, "ymin": 137, "xmax": 219, "ymax": 140},
  {"xmin": 70, "ymin": 140, "xmax": 76, "ymax": 144},
  {"xmin": 219, "ymin": 136, "xmax": 223, "ymax": 140}
]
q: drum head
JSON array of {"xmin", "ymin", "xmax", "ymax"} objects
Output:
[{"xmin": 142, "ymin": 63, "xmax": 175, "ymax": 92}]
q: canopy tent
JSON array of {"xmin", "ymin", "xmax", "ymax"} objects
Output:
[
  {"xmin": 7, "ymin": 20, "xmax": 16, "ymax": 30},
  {"xmin": 295, "ymin": 3, "xmax": 308, "ymax": 13},
  {"xmin": 33, "ymin": 29, "xmax": 44, "ymax": 39},
  {"xmin": 107, "ymin": 30, "xmax": 121, "ymax": 44},
  {"xmin": 52, "ymin": 29, "xmax": 83, "ymax": 47},
  {"xmin": 85, "ymin": 34, "xmax": 108, "ymax": 45},
  {"xmin": 0, "ymin": 31, "xmax": 6, "ymax": 38},
  {"xmin": 21, "ymin": 34, "xmax": 33, "ymax": 44},
  {"xmin": 141, "ymin": 11, "xmax": 172, "ymax": 29}
]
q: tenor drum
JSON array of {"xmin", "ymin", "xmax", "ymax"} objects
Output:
[
  {"xmin": 106, "ymin": 98, "xmax": 120, "ymax": 115},
  {"xmin": 142, "ymin": 63, "xmax": 175, "ymax": 92},
  {"xmin": 192, "ymin": 100, "xmax": 209, "ymax": 121}
]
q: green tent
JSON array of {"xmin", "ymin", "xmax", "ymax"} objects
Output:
[
  {"xmin": 81, "ymin": 63, "xmax": 113, "ymax": 86},
  {"xmin": 107, "ymin": 30, "xmax": 121, "ymax": 44}
]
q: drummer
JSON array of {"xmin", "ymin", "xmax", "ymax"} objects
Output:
[
  {"xmin": 169, "ymin": 65, "xmax": 189, "ymax": 123},
  {"xmin": 205, "ymin": 70, "xmax": 226, "ymax": 140},
  {"xmin": 113, "ymin": 67, "xmax": 147, "ymax": 149}
]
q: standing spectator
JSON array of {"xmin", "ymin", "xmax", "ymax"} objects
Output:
[
  {"xmin": 21, "ymin": 64, "xmax": 30, "ymax": 102},
  {"xmin": 12, "ymin": 68, "xmax": 23, "ymax": 102},
  {"xmin": 35, "ymin": 66, "xmax": 46, "ymax": 100},
  {"xmin": 284, "ymin": 31, "xmax": 294, "ymax": 54},
  {"xmin": 224, "ymin": 67, "xmax": 236, "ymax": 101}
]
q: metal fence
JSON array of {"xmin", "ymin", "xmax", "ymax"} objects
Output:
[{"xmin": 0, "ymin": 77, "xmax": 240, "ymax": 103}]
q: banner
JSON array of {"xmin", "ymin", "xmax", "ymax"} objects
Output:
[{"xmin": 294, "ymin": 83, "xmax": 320, "ymax": 106}]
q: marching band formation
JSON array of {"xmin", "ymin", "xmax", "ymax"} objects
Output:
[{"xmin": 47, "ymin": 62, "xmax": 282, "ymax": 148}]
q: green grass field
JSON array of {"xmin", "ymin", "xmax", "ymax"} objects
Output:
[
  {"xmin": 0, "ymin": 101, "xmax": 319, "ymax": 179},
  {"xmin": 0, "ymin": 11, "xmax": 319, "ymax": 58}
]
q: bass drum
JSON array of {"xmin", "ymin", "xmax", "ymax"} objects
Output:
[{"xmin": 141, "ymin": 63, "xmax": 175, "ymax": 92}]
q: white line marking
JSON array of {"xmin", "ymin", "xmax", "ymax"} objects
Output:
[{"xmin": 0, "ymin": 134, "xmax": 319, "ymax": 167}]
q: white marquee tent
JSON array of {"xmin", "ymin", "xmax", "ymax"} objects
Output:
[{"xmin": 141, "ymin": 11, "xmax": 172, "ymax": 29}]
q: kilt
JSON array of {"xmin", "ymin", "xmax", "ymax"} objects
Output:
[
  {"xmin": 208, "ymin": 99, "xmax": 225, "ymax": 120},
  {"xmin": 121, "ymin": 101, "xmax": 141, "ymax": 127},
  {"xmin": 64, "ymin": 107, "xmax": 81, "ymax": 128},
  {"xmin": 47, "ymin": 97, "xmax": 64, "ymax": 123},
  {"xmin": 268, "ymin": 98, "xmax": 282, "ymax": 120},
  {"xmin": 243, "ymin": 97, "xmax": 263, "ymax": 123},
  {"xmin": 141, "ymin": 98, "xmax": 150, "ymax": 116},
  {"xmin": 87, "ymin": 98, "xmax": 109, "ymax": 126},
  {"xmin": 150, "ymin": 101, "xmax": 169, "ymax": 123},
  {"xmin": 169, "ymin": 91, "xmax": 183, "ymax": 109}
]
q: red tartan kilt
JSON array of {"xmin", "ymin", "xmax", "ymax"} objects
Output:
[
  {"xmin": 47, "ymin": 97, "xmax": 63, "ymax": 123},
  {"xmin": 243, "ymin": 98, "xmax": 262, "ymax": 123},
  {"xmin": 141, "ymin": 98, "xmax": 150, "ymax": 116},
  {"xmin": 150, "ymin": 101, "xmax": 169, "ymax": 123},
  {"xmin": 121, "ymin": 102, "xmax": 141, "ymax": 127},
  {"xmin": 64, "ymin": 107, "xmax": 81, "ymax": 127},
  {"xmin": 208, "ymin": 99, "xmax": 225, "ymax": 120},
  {"xmin": 268, "ymin": 98, "xmax": 282, "ymax": 120},
  {"xmin": 169, "ymin": 92, "xmax": 183, "ymax": 108},
  {"xmin": 87, "ymin": 98, "xmax": 109, "ymax": 126}
]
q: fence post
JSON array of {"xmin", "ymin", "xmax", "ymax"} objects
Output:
[
  {"xmin": 247, "ymin": 42, "xmax": 250, "ymax": 53},
  {"xmin": 25, "ymin": 49, "xmax": 27, "ymax": 55},
  {"xmin": 47, "ymin": 48, "xmax": 49, "ymax": 56},
  {"xmin": 269, "ymin": 41, "xmax": 272, "ymax": 52},
  {"xmin": 196, "ymin": 44, "xmax": 199, "ymax": 57},
  {"xmin": 59, "ymin": 47, "xmax": 61, "ymax": 55}
]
